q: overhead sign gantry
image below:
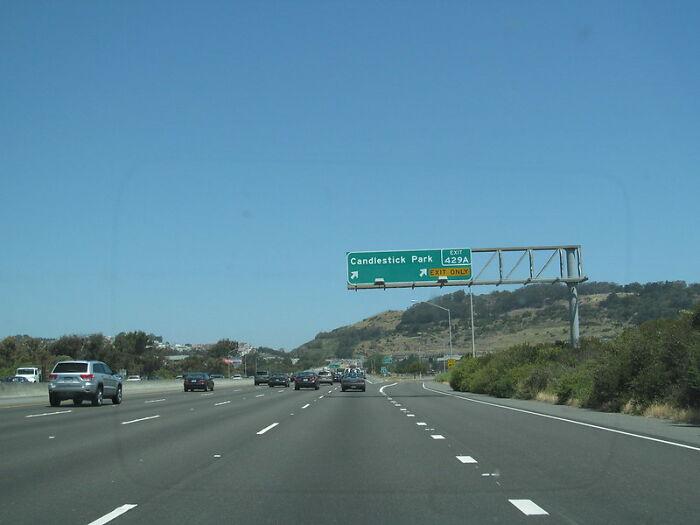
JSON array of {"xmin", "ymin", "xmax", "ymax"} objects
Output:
[{"xmin": 346, "ymin": 245, "xmax": 587, "ymax": 348}]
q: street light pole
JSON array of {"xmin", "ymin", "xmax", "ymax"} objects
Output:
[
  {"xmin": 469, "ymin": 286, "xmax": 476, "ymax": 358},
  {"xmin": 411, "ymin": 300, "xmax": 453, "ymax": 371}
]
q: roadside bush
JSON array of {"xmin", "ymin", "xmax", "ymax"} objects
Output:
[{"xmin": 553, "ymin": 363, "xmax": 595, "ymax": 406}]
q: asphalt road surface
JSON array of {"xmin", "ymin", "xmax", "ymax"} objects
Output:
[{"xmin": 2, "ymin": 378, "xmax": 699, "ymax": 524}]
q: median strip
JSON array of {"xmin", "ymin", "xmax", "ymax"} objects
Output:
[
  {"xmin": 121, "ymin": 415, "xmax": 160, "ymax": 425},
  {"xmin": 26, "ymin": 410, "xmax": 72, "ymax": 418},
  {"xmin": 88, "ymin": 504, "xmax": 138, "ymax": 525},
  {"xmin": 256, "ymin": 422, "xmax": 279, "ymax": 435},
  {"xmin": 509, "ymin": 499, "xmax": 549, "ymax": 516}
]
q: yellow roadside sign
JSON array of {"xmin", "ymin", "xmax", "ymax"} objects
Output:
[{"xmin": 447, "ymin": 358, "xmax": 457, "ymax": 369}]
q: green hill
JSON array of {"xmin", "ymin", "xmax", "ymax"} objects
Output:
[{"xmin": 291, "ymin": 281, "xmax": 700, "ymax": 363}]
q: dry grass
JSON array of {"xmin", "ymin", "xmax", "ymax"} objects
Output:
[
  {"xmin": 641, "ymin": 403, "xmax": 700, "ymax": 424},
  {"xmin": 535, "ymin": 391, "xmax": 558, "ymax": 404}
]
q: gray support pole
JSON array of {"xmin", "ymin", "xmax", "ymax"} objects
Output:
[
  {"xmin": 447, "ymin": 309, "xmax": 453, "ymax": 356},
  {"xmin": 469, "ymin": 286, "xmax": 476, "ymax": 357},
  {"xmin": 566, "ymin": 248, "xmax": 580, "ymax": 348}
]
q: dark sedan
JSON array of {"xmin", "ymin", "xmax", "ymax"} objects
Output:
[
  {"xmin": 268, "ymin": 372, "xmax": 290, "ymax": 387},
  {"xmin": 294, "ymin": 371, "xmax": 319, "ymax": 390},
  {"xmin": 4, "ymin": 376, "xmax": 30, "ymax": 383},
  {"xmin": 341, "ymin": 371, "xmax": 366, "ymax": 392},
  {"xmin": 184, "ymin": 373, "xmax": 214, "ymax": 392}
]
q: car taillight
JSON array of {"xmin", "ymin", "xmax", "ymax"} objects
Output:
[
  {"xmin": 49, "ymin": 374, "xmax": 57, "ymax": 379},
  {"xmin": 198, "ymin": 379, "xmax": 205, "ymax": 383},
  {"xmin": 80, "ymin": 374, "xmax": 94, "ymax": 380}
]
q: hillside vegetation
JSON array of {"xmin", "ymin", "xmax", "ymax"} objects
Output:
[
  {"xmin": 292, "ymin": 281, "xmax": 700, "ymax": 363},
  {"xmin": 447, "ymin": 304, "xmax": 700, "ymax": 422}
]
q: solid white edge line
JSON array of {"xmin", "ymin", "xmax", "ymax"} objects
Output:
[
  {"xmin": 87, "ymin": 504, "xmax": 138, "ymax": 525},
  {"xmin": 121, "ymin": 415, "xmax": 160, "ymax": 425},
  {"xmin": 422, "ymin": 383, "xmax": 700, "ymax": 453},
  {"xmin": 302, "ymin": 403, "xmax": 310, "ymax": 409},
  {"xmin": 509, "ymin": 499, "xmax": 549, "ymax": 516},
  {"xmin": 379, "ymin": 382, "xmax": 397, "ymax": 395},
  {"xmin": 26, "ymin": 410, "xmax": 72, "ymax": 418},
  {"xmin": 256, "ymin": 422, "xmax": 279, "ymax": 435}
]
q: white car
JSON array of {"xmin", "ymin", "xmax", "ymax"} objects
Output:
[
  {"xmin": 126, "ymin": 375, "xmax": 141, "ymax": 382},
  {"xmin": 231, "ymin": 374, "xmax": 242, "ymax": 380}
]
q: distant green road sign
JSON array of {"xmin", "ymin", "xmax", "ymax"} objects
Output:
[
  {"xmin": 347, "ymin": 248, "xmax": 472, "ymax": 287},
  {"xmin": 329, "ymin": 364, "xmax": 340, "ymax": 369},
  {"xmin": 381, "ymin": 357, "xmax": 393, "ymax": 364}
]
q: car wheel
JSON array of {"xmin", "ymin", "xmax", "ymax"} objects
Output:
[
  {"xmin": 361, "ymin": 388, "xmax": 366, "ymax": 392},
  {"xmin": 49, "ymin": 394, "xmax": 61, "ymax": 407},
  {"xmin": 210, "ymin": 384, "xmax": 214, "ymax": 391},
  {"xmin": 295, "ymin": 385, "xmax": 300, "ymax": 390},
  {"xmin": 341, "ymin": 388, "xmax": 346, "ymax": 392},
  {"xmin": 184, "ymin": 387, "xmax": 188, "ymax": 392},
  {"xmin": 91, "ymin": 387, "xmax": 103, "ymax": 406},
  {"xmin": 314, "ymin": 385, "xmax": 319, "ymax": 390},
  {"xmin": 112, "ymin": 386, "xmax": 122, "ymax": 404},
  {"xmin": 73, "ymin": 397, "xmax": 82, "ymax": 406}
]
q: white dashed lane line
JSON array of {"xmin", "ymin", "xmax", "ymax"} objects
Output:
[
  {"xmin": 416, "ymin": 422, "xmax": 427, "ymax": 426},
  {"xmin": 214, "ymin": 401, "xmax": 231, "ymax": 406},
  {"xmin": 87, "ymin": 504, "xmax": 138, "ymax": 525},
  {"xmin": 121, "ymin": 415, "xmax": 160, "ymax": 425},
  {"xmin": 430, "ymin": 434, "xmax": 446, "ymax": 440},
  {"xmin": 256, "ymin": 422, "xmax": 279, "ymax": 435},
  {"xmin": 26, "ymin": 410, "xmax": 72, "ymax": 418},
  {"xmin": 456, "ymin": 456, "xmax": 478, "ymax": 464},
  {"xmin": 509, "ymin": 499, "xmax": 549, "ymax": 516},
  {"xmin": 255, "ymin": 394, "xmax": 265, "ymax": 398},
  {"xmin": 144, "ymin": 399, "xmax": 165, "ymax": 404},
  {"xmin": 302, "ymin": 404, "xmax": 310, "ymax": 409}
]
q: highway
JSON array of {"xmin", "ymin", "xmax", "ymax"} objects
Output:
[{"xmin": 1, "ymin": 378, "xmax": 699, "ymax": 524}]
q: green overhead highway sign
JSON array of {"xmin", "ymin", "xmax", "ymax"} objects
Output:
[{"xmin": 347, "ymin": 248, "xmax": 472, "ymax": 287}]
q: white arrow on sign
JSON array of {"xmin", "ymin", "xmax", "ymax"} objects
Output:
[
  {"xmin": 350, "ymin": 271, "xmax": 359, "ymax": 279},
  {"xmin": 419, "ymin": 269, "xmax": 427, "ymax": 277}
]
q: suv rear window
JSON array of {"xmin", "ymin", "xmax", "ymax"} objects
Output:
[
  {"xmin": 53, "ymin": 362, "xmax": 88, "ymax": 373},
  {"xmin": 256, "ymin": 371, "xmax": 269, "ymax": 375}
]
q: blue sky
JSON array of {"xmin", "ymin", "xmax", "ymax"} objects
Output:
[{"xmin": 2, "ymin": 1, "xmax": 699, "ymax": 349}]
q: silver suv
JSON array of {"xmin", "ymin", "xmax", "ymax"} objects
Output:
[{"xmin": 48, "ymin": 360, "xmax": 123, "ymax": 407}]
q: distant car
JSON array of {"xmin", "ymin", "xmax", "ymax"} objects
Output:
[
  {"xmin": 48, "ymin": 360, "xmax": 123, "ymax": 406},
  {"xmin": 341, "ymin": 371, "xmax": 366, "ymax": 392},
  {"xmin": 268, "ymin": 372, "xmax": 290, "ymax": 387},
  {"xmin": 184, "ymin": 373, "xmax": 214, "ymax": 392},
  {"xmin": 126, "ymin": 375, "xmax": 141, "ymax": 382},
  {"xmin": 4, "ymin": 376, "xmax": 30, "ymax": 383},
  {"xmin": 331, "ymin": 371, "xmax": 342, "ymax": 383},
  {"xmin": 175, "ymin": 375, "xmax": 184, "ymax": 379},
  {"xmin": 317, "ymin": 370, "xmax": 333, "ymax": 385},
  {"xmin": 210, "ymin": 374, "xmax": 225, "ymax": 379},
  {"xmin": 294, "ymin": 371, "xmax": 319, "ymax": 390},
  {"xmin": 230, "ymin": 374, "xmax": 242, "ymax": 380},
  {"xmin": 254, "ymin": 370, "xmax": 270, "ymax": 386}
]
